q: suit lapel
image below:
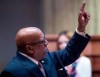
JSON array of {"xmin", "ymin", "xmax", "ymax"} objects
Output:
[
  {"xmin": 16, "ymin": 51, "xmax": 45, "ymax": 77},
  {"xmin": 41, "ymin": 52, "xmax": 57, "ymax": 77},
  {"xmin": 41, "ymin": 58, "xmax": 50, "ymax": 77},
  {"xmin": 22, "ymin": 61, "xmax": 44, "ymax": 77}
]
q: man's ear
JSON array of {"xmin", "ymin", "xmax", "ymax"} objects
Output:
[{"xmin": 25, "ymin": 45, "xmax": 34, "ymax": 54}]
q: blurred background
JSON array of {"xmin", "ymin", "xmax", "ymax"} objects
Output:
[{"xmin": 0, "ymin": 0, "xmax": 100, "ymax": 77}]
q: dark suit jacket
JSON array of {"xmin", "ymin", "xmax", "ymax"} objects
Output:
[{"xmin": 0, "ymin": 32, "xmax": 90, "ymax": 77}]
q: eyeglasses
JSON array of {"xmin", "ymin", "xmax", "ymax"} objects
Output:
[{"xmin": 27, "ymin": 39, "xmax": 47, "ymax": 45}]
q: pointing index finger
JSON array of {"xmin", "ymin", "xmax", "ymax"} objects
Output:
[{"xmin": 80, "ymin": 1, "xmax": 86, "ymax": 12}]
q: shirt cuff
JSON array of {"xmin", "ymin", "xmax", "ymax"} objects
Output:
[{"xmin": 76, "ymin": 29, "xmax": 86, "ymax": 37}]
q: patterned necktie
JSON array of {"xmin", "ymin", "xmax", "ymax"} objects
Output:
[{"xmin": 38, "ymin": 61, "xmax": 46, "ymax": 77}]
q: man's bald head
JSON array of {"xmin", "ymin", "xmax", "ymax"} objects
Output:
[{"xmin": 15, "ymin": 27, "xmax": 44, "ymax": 51}]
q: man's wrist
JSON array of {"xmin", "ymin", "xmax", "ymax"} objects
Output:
[{"xmin": 76, "ymin": 28, "xmax": 86, "ymax": 36}]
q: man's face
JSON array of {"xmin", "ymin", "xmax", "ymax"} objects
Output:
[{"xmin": 33, "ymin": 33, "xmax": 48, "ymax": 60}]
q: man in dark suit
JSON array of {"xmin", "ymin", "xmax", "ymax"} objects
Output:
[{"xmin": 0, "ymin": 2, "xmax": 90, "ymax": 77}]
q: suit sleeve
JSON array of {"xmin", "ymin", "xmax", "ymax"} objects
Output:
[
  {"xmin": 0, "ymin": 71, "xmax": 16, "ymax": 77},
  {"xmin": 50, "ymin": 32, "xmax": 90, "ymax": 70}
]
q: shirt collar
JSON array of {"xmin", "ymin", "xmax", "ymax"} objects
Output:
[{"xmin": 19, "ymin": 52, "xmax": 38, "ymax": 65}]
